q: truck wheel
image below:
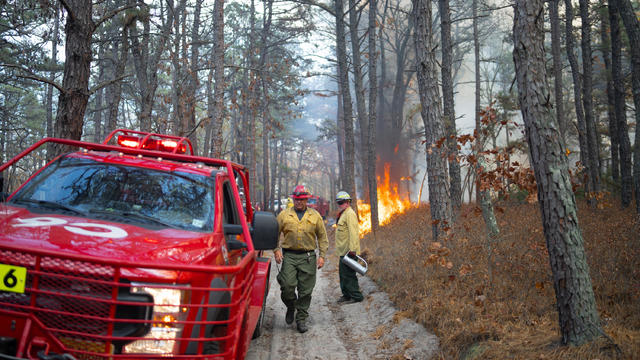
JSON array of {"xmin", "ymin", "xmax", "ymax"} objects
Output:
[
  {"xmin": 252, "ymin": 276, "xmax": 269, "ymax": 339},
  {"xmin": 203, "ymin": 323, "xmax": 226, "ymax": 355}
]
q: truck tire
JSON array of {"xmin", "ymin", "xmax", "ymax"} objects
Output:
[{"xmin": 187, "ymin": 278, "xmax": 230, "ymax": 355}]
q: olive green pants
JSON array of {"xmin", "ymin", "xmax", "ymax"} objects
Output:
[
  {"xmin": 277, "ymin": 251, "xmax": 317, "ymax": 322},
  {"xmin": 339, "ymin": 256, "xmax": 363, "ymax": 301}
]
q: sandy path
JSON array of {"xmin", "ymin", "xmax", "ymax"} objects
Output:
[{"xmin": 245, "ymin": 256, "xmax": 439, "ymax": 360}]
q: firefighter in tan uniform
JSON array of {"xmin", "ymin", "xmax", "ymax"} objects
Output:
[
  {"xmin": 335, "ymin": 191, "xmax": 364, "ymax": 303},
  {"xmin": 274, "ymin": 185, "xmax": 328, "ymax": 333}
]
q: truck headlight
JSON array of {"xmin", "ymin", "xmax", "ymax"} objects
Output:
[{"xmin": 122, "ymin": 283, "xmax": 189, "ymax": 354}]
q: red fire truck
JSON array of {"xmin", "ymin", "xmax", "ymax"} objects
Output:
[
  {"xmin": 306, "ymin": 196, "xmax": 329, "ymax": 219},
  {"xmin": 0, "ymin": 130, "xmax": 277, "ymax": 359}
]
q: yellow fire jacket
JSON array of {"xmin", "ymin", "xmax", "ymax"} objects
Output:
[
  {"xmin": 335, "ymin": 206, "xmax": 360, "ymax": 256},
  {"xmin": 276, "ymin": 207, "xmax": 328, "ymax": 258}
]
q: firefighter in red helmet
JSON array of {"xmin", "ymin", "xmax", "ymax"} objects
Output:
[{"xmin": 274, "ymin": 185, "xmax": 328, "ymax": 333}]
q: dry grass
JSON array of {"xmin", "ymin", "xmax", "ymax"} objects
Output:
[{"xmin": 361, "ymin": 198, "xmax": 640, "ymax": 359}]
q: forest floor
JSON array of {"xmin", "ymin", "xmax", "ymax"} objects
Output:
[
  {"xmin": 361, "ymin": 197, "xmax": 639, "ymax": 359},
  {"xmin": 246, "ymin": 197, "xmax": 638, "ymax": 359},
  {"xmin": 245, "ymin": 244, "xmax": 439, "ymax": 360}
]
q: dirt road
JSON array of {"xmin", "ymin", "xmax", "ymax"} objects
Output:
[{"xmin": 245, "ymin": 256, "xmax": 439, "ymax": 360}]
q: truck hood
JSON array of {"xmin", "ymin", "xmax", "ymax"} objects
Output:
[{"xmin": 0, "ymin": 204, "xmax": 220, "ymax": 265}]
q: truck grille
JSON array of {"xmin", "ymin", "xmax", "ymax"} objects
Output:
[{"xmin": 0, "ymin": 246, "xmax": 254, "ymax": 360}]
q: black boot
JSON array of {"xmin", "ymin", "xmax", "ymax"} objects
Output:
[
  {"xmin": 296, "ymin": 320, "xmax": 308, "ymax": 333},
  {"xmin": 285, "ymin": 307, "xmax": 295, "ymax": 324}
]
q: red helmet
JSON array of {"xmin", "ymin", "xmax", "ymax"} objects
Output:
[{"xmin": 291, "ymin": 185, "xmax": 312, "ymax": 199}]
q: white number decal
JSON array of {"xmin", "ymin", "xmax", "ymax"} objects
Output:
[
  {"xmin": 13, "ymin": 217, "xmax": 128, "ymax": 238},
  {"xmin": 13, "ymin": 217, "xmax": 67, "ymax": 227},
  {"xmin": 65, "ymin": 222, "xmax": 127, "ymax": 238}
]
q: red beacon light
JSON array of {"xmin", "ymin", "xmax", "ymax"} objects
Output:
[{"xmin": 117, "ymin": 134, "xmax": 188, "ymax": 154}]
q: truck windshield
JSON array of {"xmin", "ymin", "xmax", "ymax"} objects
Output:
[
  {"xmin": 10, "ymin": 157, "xmax": 215, "ymax": 232},
  {"xmin": 307, "ymin": 198, "xmax": 317, "ymax": 205}
]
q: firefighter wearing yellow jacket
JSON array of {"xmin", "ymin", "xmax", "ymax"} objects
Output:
[
  {"xmin": 335, "ymin": 191, "xmax": 364, "ymax": 304},
  {"xmin": 274, "ymin": 185, "xmax": 328, "ymax": 333}
]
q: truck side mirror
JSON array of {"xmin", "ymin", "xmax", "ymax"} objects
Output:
[{"xmin": 251, "ymin": 211, "xmax": 279, "ymax": 250}]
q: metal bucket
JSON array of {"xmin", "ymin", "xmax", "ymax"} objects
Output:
[{"xmin": 341, "ymin": 254, "xmax": 368, "ymax": 275}]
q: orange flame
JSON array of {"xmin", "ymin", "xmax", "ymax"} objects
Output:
[{"xmin": 357, "ymin": 163, "xmax": 415, "ymax": 236}]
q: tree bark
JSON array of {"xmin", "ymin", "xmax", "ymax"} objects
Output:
[
  {"xmin": 105, "ymin": 18, "xmax": 131, "ymax": 134},
  {"xmin": 616, "ymin": 0, "xmax": 640, "ymax": 214},
  {"xmin": 439, "ymin": 0, "xmax": 462, "ymax": 212},
  {"xmin": 47, "ymin": 4, "xmax": 60, "ymax": 140},
  {"xmin": 412, "ymin": 0, "xmax": 452, "ymax": 241},
  {"xmin": 259, "ymin": 0, "xmax": 273, "ymax": 209},
  {"xmin": 209, "ymin": 0, "xmax": 225, "ymax": 157},
  {"xmin": 600, "ymin": 0, "xmax": 619, "ymax": 182},
  {"xmin": 564, "ymin": 0, "xmax": 589, "ymax": 190},
  {"xmin": 130, "ymin": 0, "xmax": 175, "ymax": 133},
  {"xmin": 549, "ymin": 0, "xmax": 566, "ymax": 144},
  {"xmin": 348, "ymin": 0, "xmax": 370, "ymax": 203},
  {"xmin": 337, "ymin": 79, "xmax": 345, "ymax": 190},
  {"xmin": 513, "ymin": 0, "xmax": 602, "ymax": 345},
  {"xmin": 579, "ymin": 0, "xmax": 602, "ymax": 205},
  {"xmin": 368, "ymin": 0, "xmax": 379, "ymax": 231},
  {"xmin": 53, "ymin": 0, "xmax": 94, "ymax": 155},
  {"xmin": 184, "ymin": 0, "xmax": 202, "ymax": 153},
  {"xmin": 473, "ymin": 0, "xmax": 499, "ymax": 243},
  {"xmin": 170, "ymin": 0, "xmax": 187, "ymax": 134},
  {"xmin": 608, "ymin": 0, "xmax": 632, "ymax": 207},
  {"xmin": 335, "ymin": 0, "xmax": 358, "ymax": 209}
]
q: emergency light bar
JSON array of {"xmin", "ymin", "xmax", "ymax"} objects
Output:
[{"xmin": 117, "ymin": 134, "xmax": 188, "ymax": 154}]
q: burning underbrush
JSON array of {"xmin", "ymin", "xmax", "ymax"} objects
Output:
[
  {"xmin": 357, "ymin": 163, "xmax": 415, "ymax": 237},
  {"xmin": 360, "ymin": 199, "xmax": 640, "ymax": 359}
]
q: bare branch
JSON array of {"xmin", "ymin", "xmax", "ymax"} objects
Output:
[
  {"xmin": 0, "ymin": 63, "xmax": 64, "ymax": 92},
  {"xmin": 89, "ymin": 73, "xmax": 133, "ymax": 95},
  {"xmin": 289, "ymin": 0, "xmax": 335, "ymax": 17},
  {"xmin": 94, "ymin": 3, "xmax": 141, "ymax": 29}
]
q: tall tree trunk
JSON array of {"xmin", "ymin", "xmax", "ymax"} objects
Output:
[
  {"xmin": 439, "ymin": 0, "xmax": 461, "ymax": 212},
  {"xmin": 600, "ymin": 1, "xmax": 619, "ymax": 182},
  {"xmin": 259, "ymin": 0, "xmax": 274, "ymax": 209},
  {"xmin": 335, "ymin": 0, "xmax": 358, "ymax": 210},
  {"xmin": 564, "ymin": 0, "xmax": 589, "ymax": 192},
  {"xmin": 247, "ymin": 0, "xmax": 257, "ymax": 194},
  {"xmin": 473, "ymin": 0, "xmax": 499, "ymax": 241},
  {"xmin": 130, "ymin": 0, "xmax": 174, "ymax": 133},
  {"xmin": 608, "ymin": 0, "xmax": 632, "ymax": 207},
  {"xmin": 93, "ymin": 31, "xmax": 105, "ymax": 142},
  {"xmin": 171, "ymin": 0, "xmax": 186, "ymax": 134},
  {"xmin": 185, "ymin": 0, "xmax": 202, "ymax": 152},
  {"xmin": 377, "ymin": 0, "xmax": 389, "ymax": 170},
  {"xmin": 368, "ymin": 0, "xmax": 379, "ymax": 231},
  {"xmin": 204, "ymin": 67, "xmax": 214, "ymax": 157},
  {"xmin": 337, "ymin": 80, "xmax": 345, "ymax": 190},
  {"xmin": 513, "ymin": 0, "xmax": 602, "ymax": 345},
  {"xmin": 616, "ymin": 0, "xmax": 640, "ymax": 213},
  {"xmin": 549, "ymin": 0, "xmax": 566, "ymax": 143},
  {"xmin": 47, "ymin": 4, "xmax": 60, "ymax": 140},
  {"xmin": 412, "ymin": 0, "xmax": 452, "ymax": 241},
  {"xmin": 209, "ymin": 0, "xmax": 225, "ymax": 157},
  {"xmin": 262, "ymin": 114, "xmax": 270, "ymax": 210},
  {"xmin": 349, "ymin": 0, "xmax": 370, "ymax": 203},
  {"xmin": 53, "ymin": 0, "xmax": 94, "ymax": 155},
  {"xmin": 579, "ymin": 0, "xmax": 602, "ymax": 205},
  {"xmin": 106, "ymin": 20, "xmax": 131, "ymax": 133}
]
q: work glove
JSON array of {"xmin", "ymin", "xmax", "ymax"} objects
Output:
[{"xmin": 347, "ymin": 251, "xmax": 356, "ymax": 258}]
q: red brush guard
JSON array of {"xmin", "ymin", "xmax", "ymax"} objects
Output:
[{"xmin": 0, "ymin": 244, "xmax": 255, "ymax": 360}]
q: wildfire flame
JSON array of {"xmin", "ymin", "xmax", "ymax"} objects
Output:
[{"xmin": 357, "ymin": 163, "xmax": 415, "ymax": 236}]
